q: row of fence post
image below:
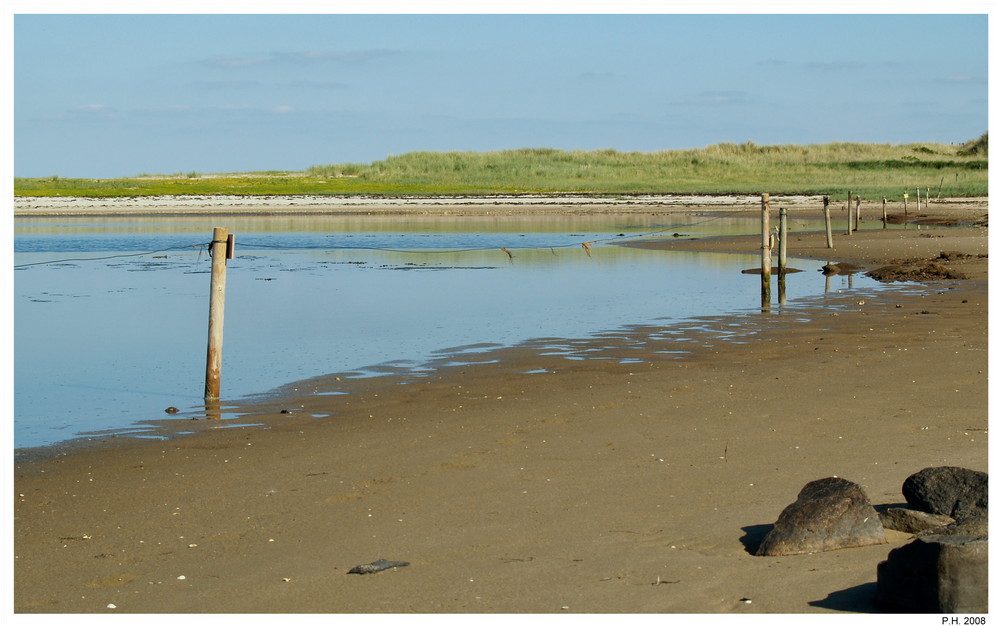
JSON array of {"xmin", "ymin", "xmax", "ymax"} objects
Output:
[{"xmin": 761, "ymin": 189, "xmax": 925, "ymax": 306}]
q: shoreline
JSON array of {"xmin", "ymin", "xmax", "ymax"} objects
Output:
[
  {"xmin": 12, "ymin": 201, "xmax": 989, "ymax": 613},
  {"xmin": 14, "ymin": 194, "xmax": 990, "ymax": 217}
]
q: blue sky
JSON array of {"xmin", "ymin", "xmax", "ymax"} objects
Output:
[{"xmin": 11, "ymin": 12, "xmax": 989, "ymax": 178}]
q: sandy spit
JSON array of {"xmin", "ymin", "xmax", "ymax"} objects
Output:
[{"xmin": 15, "ymin": 193, "xmax": 988, "ymax": 216}]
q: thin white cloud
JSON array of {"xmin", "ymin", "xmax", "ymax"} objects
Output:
[
  {"xmin": 203, "ymin": 55, "xmax": 271, "ymax": 68},
  {"xmin": 803, "ymin": 61, "xmax": 865, "ymax": 72},
  {"xmin": 938, "ymin": 75, "xmax": 985, "ymax": 84},
  {"xmin": 192, "ymin": 80, "xmax": 261, "ymax": 90},
  {"xmin": 288, "ymin": 79, "xmax": 349, "ymax": 90},
  {"xmin": 674, "ymin": 91, "xmax": 749, "ymax": 106},
  {"xmin": 202, "ymin": 50, "xmax": 400, "ymax": 69}
]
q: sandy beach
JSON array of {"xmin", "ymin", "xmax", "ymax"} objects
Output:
[{"xmin": 11, "ymin": 197, "xmax": 988, "ymax": 614}]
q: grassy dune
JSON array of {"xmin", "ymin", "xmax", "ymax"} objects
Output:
[{"xmin": 14, "ymin": 140, "xmax": 988, "ymax": 200}]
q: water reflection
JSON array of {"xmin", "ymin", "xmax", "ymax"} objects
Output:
[{"xmin": 14, "ymin": 213, "xmax": 890, "ymax": 449}]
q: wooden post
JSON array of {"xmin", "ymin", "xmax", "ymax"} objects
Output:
[
  {"xmin": 855, "ymin": 195, "xmax": 862, "ymax": 231},
  {"xmin": 903, "ymin": 191, "xmax": 908, "ymax": 215},
  {"xmin": 205, "ymin": 227, "xmax": 230, "ymax": 402},
  {"xmin": 846, "ymin": 190, "xmax": 853, "ymax": 235},
  {"xmin": 926, "ymin": 187, "xmax": 931, "ymax": 208},
  {"xmin": 916, "ymin": 187, "xmax": 920, "ymax": 213},
  {"xmin": 882, "ymin": 196, "xmax": 888, "ymax": 228},
  {"xmin": 823, "ymin": 195, "xmax": 834, "ymax": 248},
  {"xmin": 760, "ymin": 194, "xmax": 771, "ymax": 305},
  {"xmin": 778, "ymin": 206, "xmax": 788, "ymax": 275}
]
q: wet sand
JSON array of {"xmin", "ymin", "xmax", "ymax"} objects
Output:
[{"xmin": 12, "ymin": 197, "xmax": 988, "ymax": 614}]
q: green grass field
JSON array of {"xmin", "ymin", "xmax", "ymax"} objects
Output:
[{"xmin": 14, "ymin": 138, "xmax": 988, "ymax": 201}]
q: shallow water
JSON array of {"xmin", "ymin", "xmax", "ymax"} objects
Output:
[{"xmin": 14, "ymin": 213, "xmax": 892, "ymax": 449}]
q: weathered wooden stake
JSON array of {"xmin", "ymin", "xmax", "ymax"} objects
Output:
[
  {"xmin": 846, "ymin": 190, "xmax": 853, "ymax": 235},
  {"xmin": 882, "ymin": 196, "xmax": 888, "ymax": 228},
  {"xmin": 903, "ymin": 191, "xmax": 909, "ymax": 215},
  {"xmin": 855, "ymin": 195, "xmax": 862, "ymax": 231},
  {"xmin": 778, "ymin": 206, "xmax": 788, "ymax": 275},
  {"xmin": 760, "ymin": 194, "xmax": 771, "ymax": 305},
  {"xmin": 205, "ymin": 227, "xmax": 230, "ymax": 402},
  {"xmin": 916, "ymin": 187, "xmax": 920, "ymax": 213},
  {"xmin": 823, "ymin": 195, "xmax": 834, "ymax": 248}
]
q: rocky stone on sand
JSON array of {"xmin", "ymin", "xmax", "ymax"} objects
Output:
[
  {"xmin": 820, "ymin": 262, "xmax": 863, "ymax": 275},
  {"xmin": 756, "ymin": 477, "xmax": 886, "ymax": 556},
  {"xmin": 923, "ymin": 513, "xmax": 989, "ymax": 538},
  {"xmin": 902, "ymin": 466, "xmax": 987, "ymax": 520},
  {"xmin": 878, "ymin": 506, "xmax": 953, "ymax": 534},
  {"xmin": 875, "ymin": 534, "xmax": 988, "ymax": 613}
]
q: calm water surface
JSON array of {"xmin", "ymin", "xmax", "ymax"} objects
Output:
[{"xmin": 14, "ymin": 213, "xmax": 892, "ymax": 449}]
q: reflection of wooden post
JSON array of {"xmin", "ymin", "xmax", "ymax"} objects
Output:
[
  {"xmin": 778, "ymin": 206, "xmax": 788, "ymax": 305},
  {"xmin": 823, "ymin": 195, "xmax": 833, "ymax": 248},
  {"xmin": 846, "ymin": 190, "xmax": 853, "ymax": 235},
  {"xmin": 205, "ymin": 227, "xmax": 229, "ymax": 402},
  {"xmin": 882, "ymin": 196, "xmax": 888, "ymax": 228},
  {"xmin": 760, "ymin": 194, "xmax": 771, "ymax": 305}
]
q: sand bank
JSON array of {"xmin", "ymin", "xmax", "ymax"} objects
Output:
[
  {"xmin": 14, "ymin": 193, "xmax": 988, "ymax": 217},
  {"xmin": 12, "ymin": 200, "xmax": 988, "ymax": 614}
]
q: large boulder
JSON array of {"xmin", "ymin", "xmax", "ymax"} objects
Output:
[
  {"xmin": 902, "ymin": 466, "xmax": 987, "ymax": 520},
  {"xmin": 756, "ymin": 477, "xmax": 886, "ymax": 556},
  {"xmin": 875, "ymin": 535, "xmax": 988, "ymax": 613}
]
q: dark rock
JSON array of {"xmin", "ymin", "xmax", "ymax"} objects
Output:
[
  {"xmin": 938, "ymin": 250, "xmax": 971, "ymax": 261},
  {"xmin": 923, "ymin": 513, "xmax": 989, "ymax": 538},
  {"xmin": 820, "ymin": 262, "xmax": 864, "ymax": 275},
  {"xmin": 902, "ymin": 466, "xmax": 987, "ymax": 520},
  {"xmin": 875, "ymin": 535, "xmax": 988, "ymax": 613},
  {"xmin": 879, "ymin": 507, "xmax": 953, "ymax": 534},
  {"xmin": 756, "ymin": 477, "xmax": 886, "ymax": 556}
]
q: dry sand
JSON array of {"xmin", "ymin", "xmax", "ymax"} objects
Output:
[{"xmin": 11, "ymin": 197, "xmax": 989, "ymax": 615}]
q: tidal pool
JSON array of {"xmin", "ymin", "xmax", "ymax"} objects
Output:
[{"xmin": 14, "ymin": 213, "xmax": 892, "ymax": 449}]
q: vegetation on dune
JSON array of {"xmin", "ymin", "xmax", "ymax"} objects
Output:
[
  {"xmin": 957, "ymin": 132, "xmax": 988, "ymax": 157},
  {"xmin": 15, "ymin": 140, "xmax": 988, "ymax": 200}
]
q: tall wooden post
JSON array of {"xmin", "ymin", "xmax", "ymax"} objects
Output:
[
  {"xmin": 854, "ymin": 195, "xmax": 862, "ymax": 231},
  {"xmin": 760, "ymin": 194, "xmax": 771, "ymax": 305},
  {"xmin": 778, "ymin": 206, "xmax": 788, "ymax": 275},
  {"xmin": 882, "ymin": 196, "xmax": 888, "ymax": 228},
  {"xmin": 916, "ymin": 187, "xmax": 920, "ymax": 213},
  {"xmin": 205, "ymin": 227, "xmax": 229, "ymax": 401},
  {"xmin": 823, "ymin": 195, "xmax": 834, "ymax": 248},
  {"xmin": 846, "ymin": 191, "xmax": 853, "ymax": 235}
]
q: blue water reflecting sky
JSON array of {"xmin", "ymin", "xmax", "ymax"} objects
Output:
[{"xmin": 14, "ymin": 214, "xmax": 879, "ymax": 449}]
